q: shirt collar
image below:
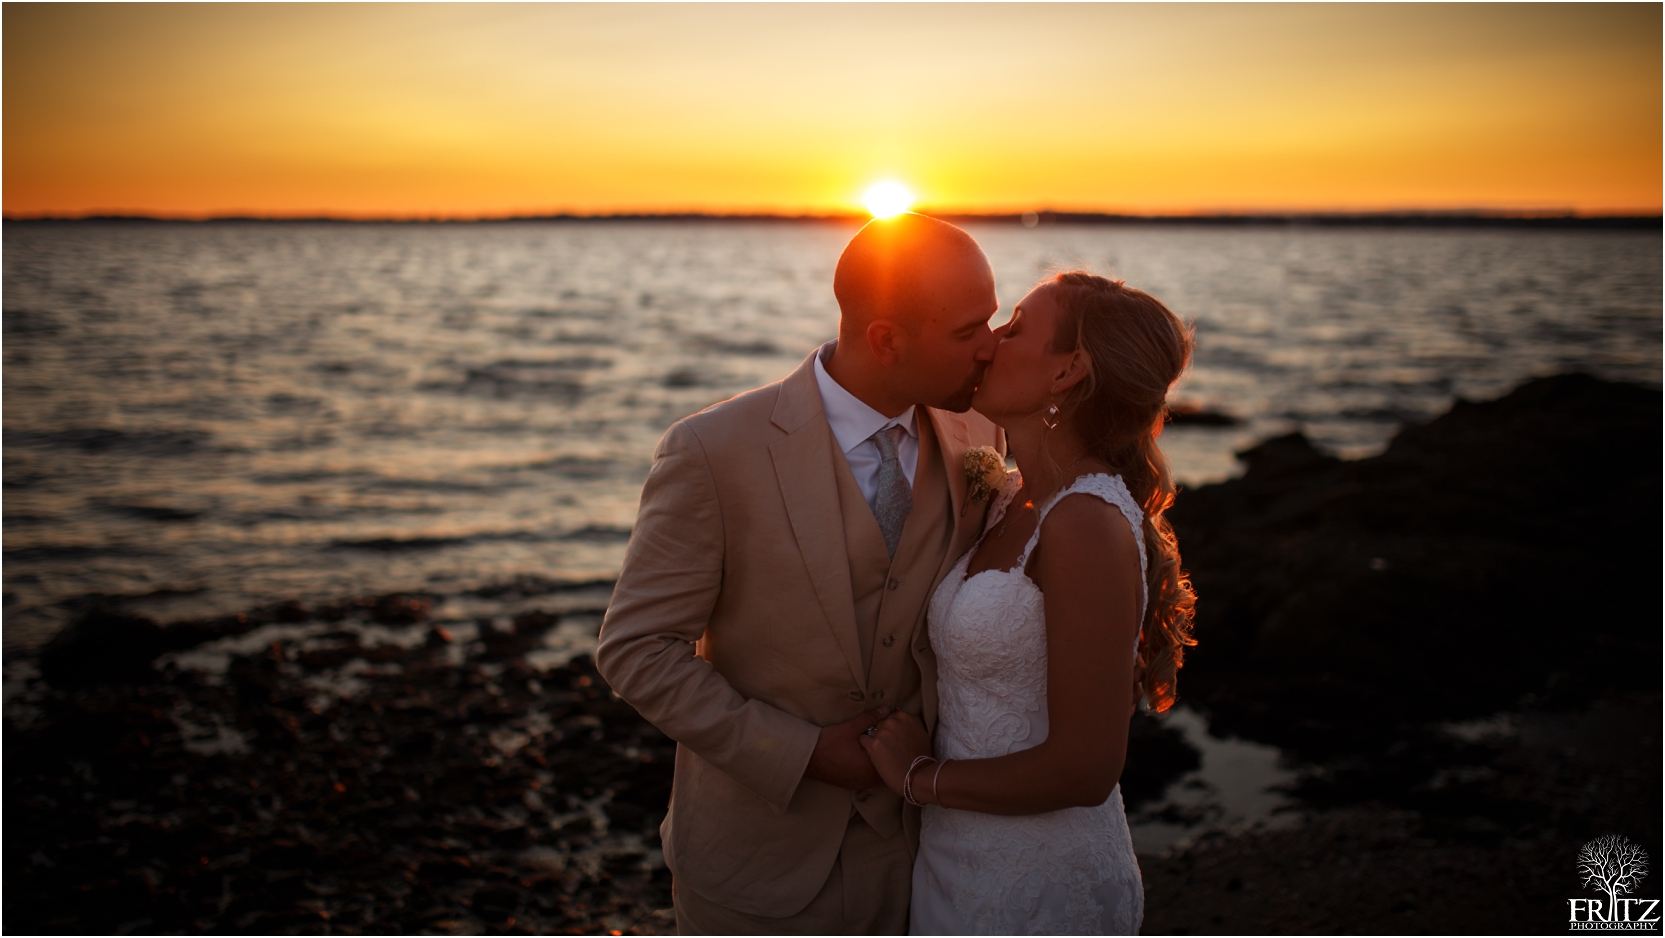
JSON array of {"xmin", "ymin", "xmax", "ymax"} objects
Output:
[{"xmin": 813, "ymin": 341, "xmax": 917, "ymax": 455}]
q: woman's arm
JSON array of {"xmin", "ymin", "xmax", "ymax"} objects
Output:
[{"xmin": 861, "ymin": 493, "xmax": 1143, "ymax": 814}]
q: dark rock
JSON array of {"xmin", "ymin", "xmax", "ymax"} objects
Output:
[
  {"xmin": 372, "ymin": 593, "xmax": 431, "ymax": 625},
  {"xmin": 1167, "ymin": 402, "xmax": 1242, "ymax": 427},
  {"xmin": 471, "ymin": 884, "xmax": 522, "ymax": 921},
  {"xmin": 1171, "ymin": 374, "xmax": 1662, "ymax": 759},
  {"xmin": 418, "ymin": 857, "xmax": 475, "ymax": 884},
  {"xmin": 607, "ymin": 801, "xmax": 647, "ymax": 832},
  {"xmin": 1120, "ymin": 711, "xmax": 1203, "ymax": 810},
  {"xmin": 479, "ymin": 610, "xmax": 559, "ymax": 660},
  {"xmin": 490, "ymin": 825, "xmax": 534, "ymax": 849},
  {"xmin": 38, "ymin": 609, "xmax": 167, "ymax": 687},
  {"xmin": 251, "ymin": 709, "xmax": 301, "ymax": 749},
  {"xmin": 1232, "ymin": 431, "xmax": 1337, "ymax": 476},
  {"xmin": 297, "ymin": 637, "xmax": 361, "ymax": 670},
  {"xmin": 558, "ymin": 815, "xmax": 595, "ymax": 836},
  {"xmin": 396, "ymin": 729, "xmax": 439, "ymax": 757},
  {"xmin": 271, "ymin": 600, "xmax": 309, "ymax": 623},
  {"xmin": 662, "ymin": 368, "xmax": 705, "ymax": 388}
]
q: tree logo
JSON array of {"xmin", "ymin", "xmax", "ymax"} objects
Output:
[{"xmin": 1570, "ymin": 835, "xmax": 1660, "ymax": 932}]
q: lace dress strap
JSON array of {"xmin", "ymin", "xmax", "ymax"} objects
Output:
[{"xmin": 1015, "ymin": 473, "xmax": 1148, "ymax": 619}]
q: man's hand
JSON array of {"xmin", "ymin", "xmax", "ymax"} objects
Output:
[
  {"xmin": 803, "ymin": 707, "xmax": 890, "ymax": 790},
  {"xmin": 858, "ymin": 709, "xmax": 932, "ymax": 798}
]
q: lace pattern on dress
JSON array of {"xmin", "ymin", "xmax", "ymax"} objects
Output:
[{"xmin": 914, "ymin": 472, "xmax": 1145, "ymax": 935}]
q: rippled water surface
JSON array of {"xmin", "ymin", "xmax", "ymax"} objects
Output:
[{"xmin": 5, "ymin": 221, "xmax": 1659, "ymax": 649}]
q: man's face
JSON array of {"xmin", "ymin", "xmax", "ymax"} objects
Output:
[{"xmin": 892, "ymin": 257, "xmax": 999, "ymax": 413}]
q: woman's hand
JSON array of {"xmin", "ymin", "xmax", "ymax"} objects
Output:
[{"xmin": 857, "ymin": 710, "xmax": 932, "ymax": 797}]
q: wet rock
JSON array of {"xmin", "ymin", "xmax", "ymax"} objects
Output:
[
  {"xmin": 39, "ymin": 609, "xmax": 168, "ymax": 688},
  {"xmin": 372, "ymin": 593, "xmax": 431, "ymax": 625},
  {"xmin": 296, "ymin": 635, "xmax": 362, "ymax": 670},
  {"xmin": 1171, "ymin": 374, "xmax": 1661, "ymax": 759},
  {"xmin": 271, "ymin": 600, "xmax": 310, "ymax": 623},
  {"xmin": 1166, "ymin": 402, "xmax": 1241, "ymax": 427},
  {"xmin": 479, "ymin": 611, "xmax": 558, "ymax": 660}
]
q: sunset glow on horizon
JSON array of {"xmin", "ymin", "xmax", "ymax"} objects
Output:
[{"xmin": 4, "ymin": 4, "xmax": 1659, "ymax": 219}]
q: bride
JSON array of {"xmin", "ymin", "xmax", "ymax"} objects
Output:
[{"xmin": 860, "ymin": 271, "xmax": 1198, "ymax": 935}]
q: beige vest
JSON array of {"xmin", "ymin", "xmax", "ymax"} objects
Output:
[{"xmin": 832, "ymin": 413, "xmax": 949, "ymax": 834}]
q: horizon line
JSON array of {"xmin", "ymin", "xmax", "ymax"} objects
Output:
[{"xmin": 6, "ymin": 209, "xmax": 1660, "ymax": 229}]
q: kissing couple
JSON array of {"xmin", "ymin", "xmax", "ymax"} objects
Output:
[{"xmin": 597, "ymin": 214, "xmax": 1197, "ymax": 935}]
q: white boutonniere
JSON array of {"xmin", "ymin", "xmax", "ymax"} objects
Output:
[{"xmin": 961, "ymin": 446, "xmax": 1007, "ymax": 507}]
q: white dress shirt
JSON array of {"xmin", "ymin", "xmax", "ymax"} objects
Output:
[{"xmin": 813, "ymin": 343, "xmax": 919, "ymax": 511}]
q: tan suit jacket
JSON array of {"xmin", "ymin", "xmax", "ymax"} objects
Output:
[{"xmin": 595, "ymin": 349, "xmax": 1003, "ymax": 918}]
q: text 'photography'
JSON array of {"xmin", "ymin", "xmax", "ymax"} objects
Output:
[{"xmin": 3, "ymin": 3, "xmax": 1660, "ymax": 936}]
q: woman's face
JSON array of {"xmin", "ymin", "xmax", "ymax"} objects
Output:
[{"xmin": 972, "ymin": 283, "xmax": 1077, "ymax": 426}]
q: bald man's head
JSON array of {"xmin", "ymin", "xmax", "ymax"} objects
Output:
[
  {"xmin": 825, "ymin": 213, "xmax": 1000, "ymax": 413},
  {"xmin": 833, "ymin": 213, "xmax": 992, "ymax": 330}
]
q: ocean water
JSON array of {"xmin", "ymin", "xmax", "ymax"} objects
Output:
[{"xmin": 4, "ymin": 221, "xmax": 1660, "ymax": 651}]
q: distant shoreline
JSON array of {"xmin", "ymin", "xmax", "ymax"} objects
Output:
[{"xmin": 5, "ymin": 211, "xmax": 1660, "ymax": 230}]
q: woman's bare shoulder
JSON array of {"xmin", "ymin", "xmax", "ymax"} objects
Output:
[{"xmin": 1036, "ymin": 491, "xmax": 1140, "ymax": 566}]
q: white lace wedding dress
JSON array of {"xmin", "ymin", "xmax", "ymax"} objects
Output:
[{"xmin": 911, "ymin": 472, "xmax": 1146, "ymax": 935}]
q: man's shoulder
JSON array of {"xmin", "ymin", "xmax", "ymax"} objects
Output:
[{"xmin": 669, "ymin": 378, "xmax": 793, "ymax": 453}]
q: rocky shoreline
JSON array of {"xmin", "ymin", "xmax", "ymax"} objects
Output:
[
  {"xmin": 6, "ymin": 599, "xmax": 678, "ymax": 935},
  {"xmin": 2, "ymin": 592, "xmax": 1198, "ymax": 935},
  {"xmin": 5, "ymin": 373, "xmax": 1659, "ymax": 934},
  {"xmin": 1148, "ymin": 372, "xmax": 1662, "ymax": 933}
]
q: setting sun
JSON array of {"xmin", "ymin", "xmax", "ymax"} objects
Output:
[{"xmin": 863, "ymin": 181, "xmax": 913, "ymax": 219}]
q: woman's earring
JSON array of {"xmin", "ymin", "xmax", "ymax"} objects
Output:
[{"xmin": 1041, "ymin": 403, "xmax": 1060, "ymax": 430}]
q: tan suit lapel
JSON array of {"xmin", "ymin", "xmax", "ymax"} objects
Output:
[
  {"xmin": 925, "ymin": 408, "xmax": 982, "ymax": 591},
  {"xmin": 768, "ymin": 353, "xmax": 867, "ymax": 693}
]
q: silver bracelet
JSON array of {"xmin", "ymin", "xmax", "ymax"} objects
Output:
[
  {"xmin": 930, "ymin": 758, "xmax": 949, "ymax": 805},
  {"xmin": 902, "ymin": 755, "xmax": 933, "ymax": 807}
]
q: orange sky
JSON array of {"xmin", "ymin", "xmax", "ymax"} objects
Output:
[{"xmin": 5, "ymin": 3, "xmax": 1660, "ymax": 218}]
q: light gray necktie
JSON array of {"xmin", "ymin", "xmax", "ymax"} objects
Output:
[{"xmin": 870, "ymin": 425, "xmax": 913, "ymax": 558}]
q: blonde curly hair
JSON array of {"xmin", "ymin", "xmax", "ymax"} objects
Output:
[{"xmin": 1047, "ymin": 271, "xmax": 1198, "ymax": 712}]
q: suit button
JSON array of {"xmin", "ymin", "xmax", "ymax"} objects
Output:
[
  {"xmin": 887, "ymin": 578, "xmax": 901, "ymax": 590},
  {"xmin": 855, "ymin": 791, "xmax": 869, "ymax": 802},
  {"xmin": 848, "ymin": 690, "xmax": 863, "ymax": 701},
  {"xmin": 883, "ymin": 635, "xmax": 896, "ymax": 647},
  {"xmin": 873, "ymin": 689, "xmax": 885, "ymax": 700}
]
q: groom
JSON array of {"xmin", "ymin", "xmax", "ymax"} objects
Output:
[{"xmin": 596, "ymin": 213, "xmax": 1005, "ymax": 934}]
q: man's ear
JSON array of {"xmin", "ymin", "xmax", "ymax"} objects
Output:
[
  {"xmin": 1051, "ymin": 350, "xmax": 1091, "ymax": 395},
  {"xmin": 866, "ymin": 319, "xmax": 905, "ymax": 368}
]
